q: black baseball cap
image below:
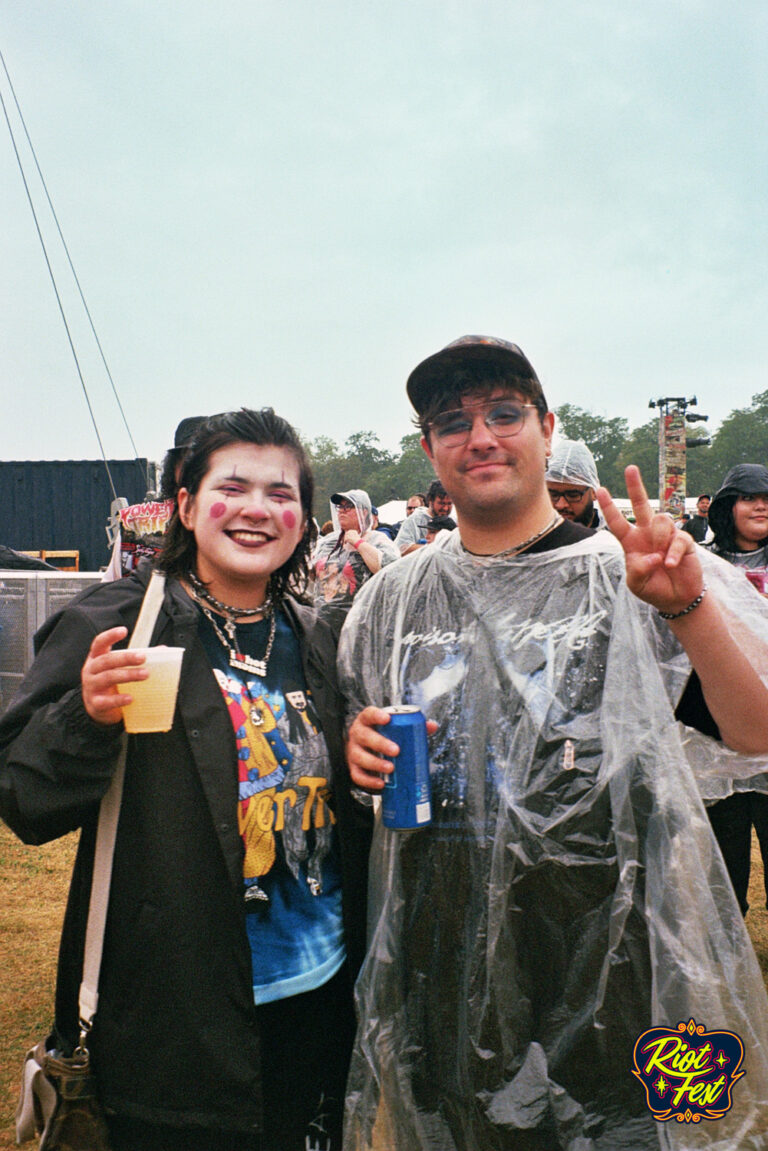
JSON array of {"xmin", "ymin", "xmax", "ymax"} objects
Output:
[{"xmin": 406, "ymin": 335, "xmax": 541, "ymax": 415}]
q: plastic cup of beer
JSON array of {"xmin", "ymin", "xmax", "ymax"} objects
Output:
[{"xmin": 120, "ymin": 646, "xmax": 184, "ymax": 733}]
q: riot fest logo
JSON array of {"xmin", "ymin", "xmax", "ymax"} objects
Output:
[{"xmin": 632, "ymin": 1018, "xmax": 745, "ymax": 1123}]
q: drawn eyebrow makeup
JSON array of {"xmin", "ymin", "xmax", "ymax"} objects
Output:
[
  {"xmin": 212, "ymin": 463, "xmax": 299, "ymax": 498},
  {"xmin": 269, "ymin": 472, "xmax": 299, "ymax": 497}
]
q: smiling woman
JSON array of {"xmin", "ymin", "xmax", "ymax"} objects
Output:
[
  {"xmin": 733, "ymin": 493, "xmax": 768, "ymax": 551},
  {"xmin": 175, "ymin": 441, "xmax": 306, "ymax": 607},
  {"xmin": 707, "ymin": 464, "xmax": 768, "ymax": 563},
  {"xmin": 0, "ymin": 409, "xmax": 371, "ymax": 1151}
]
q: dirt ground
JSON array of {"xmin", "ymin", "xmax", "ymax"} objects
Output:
[{"xmin": 2, "ymin": 823, "xmax": 768, "ymax": 1150}]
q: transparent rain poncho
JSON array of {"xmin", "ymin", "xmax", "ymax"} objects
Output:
[
  {"xmin": 546, "ymin": 437, "xmax": 600, "ymax": 490},
  {"xmin": 338, "ymin": 530, "xmax": 768, "ymax": 1150}
]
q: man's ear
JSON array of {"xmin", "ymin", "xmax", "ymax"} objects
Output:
[
  {"xmin": 541, "ymin": 411, "xmax": 555, "ymax": 455},
  {"xmin": 421, "ymin": 434, "xmax": 434, "ymax": 465}
]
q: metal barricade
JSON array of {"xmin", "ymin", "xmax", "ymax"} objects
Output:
[{"xmin": 0, "ymin": 572, "xmax": 101, "ymax": 716}]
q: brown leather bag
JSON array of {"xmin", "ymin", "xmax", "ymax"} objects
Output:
[{"xmin": 16, "ymin": 1041, "xmax": 112, "ymax": 1151}]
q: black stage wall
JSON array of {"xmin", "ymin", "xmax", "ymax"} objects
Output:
[{"xmin": 0, "ymin": 459, "xmax": 154, "ymax": 571}]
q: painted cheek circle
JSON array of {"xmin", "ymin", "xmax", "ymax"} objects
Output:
[
  {"xmin": 282, "ymin": 509, "xmax": 297, "ymax": 529},
  {"xmin": 209, "ymin": 502, "xmax": 227, "ymax": 519}
]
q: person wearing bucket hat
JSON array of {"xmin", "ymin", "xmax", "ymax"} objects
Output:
[
  {"xmin": 707, "ymin": 464, "xmax": 768, "ymax": 562},
  {"xmin": 702, "ymin": 463, "xmax": 768, "ymax": 917},
  {"xmin": 311, "ymin": 488, "xmax": 399, "ymax": 635},
  {"xmin": 339, "ymin": 335, "xmax": 768, "ymax": 1149}
]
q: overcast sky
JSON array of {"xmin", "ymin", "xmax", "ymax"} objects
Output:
[{"xmin": 1, "ymin": 2, "xmax": 766, "ymax": 470}]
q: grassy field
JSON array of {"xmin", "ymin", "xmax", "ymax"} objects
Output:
[
  {"xmin": 0, "ymin": 826, "xmax": 77, "ymax": 1151},
  {"xmin": 2, "ymin": 824, "xmax": 768, "ymax": 1150}
]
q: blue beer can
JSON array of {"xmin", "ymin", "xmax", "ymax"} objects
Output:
[{"xmin": 377, "ymin": 706, "xmax": 432, "ymax": 830}]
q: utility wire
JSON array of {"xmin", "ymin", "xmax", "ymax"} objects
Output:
[
  {"xmin": 3, "ymin": 63, "xmax": 148, "ymax": 493},
  {"xmin": 0, "ymin": 49, "xmax": 148, "ymax": 497}
]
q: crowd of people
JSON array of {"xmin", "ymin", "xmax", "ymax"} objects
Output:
[{"xmin": 3, "ymin": 334, "xmax": 768, "ymax": 1150}]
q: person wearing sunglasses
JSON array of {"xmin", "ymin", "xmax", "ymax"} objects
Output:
[
  {"xmin": 340, "ymin": 334, "xmax": 768, "ymax": 1150},
  {"xmin": 406, "ymin": 493, "xmax": 426, "ymax": 515},
  {"xmin": 312, "ymin": 488, "xmax": 399, "ymax": 635},
  {"xmin": 546, "ymin": 437, "xmax": 604, "ymax": 530}
]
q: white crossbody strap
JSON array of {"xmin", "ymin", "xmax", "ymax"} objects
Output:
[{"xmin": 78, "ymin": 570, "xmax": 166, "ymax": 1032}]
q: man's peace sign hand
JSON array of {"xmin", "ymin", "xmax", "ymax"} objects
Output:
[{"xmin": 597, "ymin": 466, "xmax": 704, "ymax": 615}]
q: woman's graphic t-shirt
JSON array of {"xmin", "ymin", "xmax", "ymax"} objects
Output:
[{"xmin": 197, "ymin": 607, "xmax": 345, "ymax": 1004}]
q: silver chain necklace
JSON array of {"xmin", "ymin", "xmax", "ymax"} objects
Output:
[
  {"xmin": 199, "ymin": 603, "xmax": 277, "ymax": 683},
  {"xmin": 462, "ymin": 511, "xmax": 563, "ymax": 560},
  {"xmin": 188, "ymin": 570, "xmax": 274, "ymax": 619}
]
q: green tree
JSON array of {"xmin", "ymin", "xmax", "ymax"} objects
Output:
[
  {"xmin": 702, "ymin": 389, "xmax": 768, "ymax": 490},
  {"xmin": 615, "ymin": 419, "xmax": 659, "ymax": 497},
  {"xmin": 340, "ymin": 432, "xmax": 394, "ymax": 504},
  {"xmin": 344, "ymin": 431, "xmax": 393, "ymax": 471},
  {"xmin": 553, "ymin": 404, "xmax": 629, "ymax": 494},
  {"xmin": 305, "ymin": 431, "xmax": 396, "ymax": 520},
  {"xmin": 684, "ymin": 443, "xmax": 717, "ymax": 498},
  {"xmin": 304, "ymin": 435, "xmax": 343, "ymax": 524},
  {"xmin": 377, "ymin": 432, "xmax": 436, "ymax": 505}
]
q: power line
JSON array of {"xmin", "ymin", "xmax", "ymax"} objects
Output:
[{"xmin": 0, "ymin": 48, "xmax": 148, "ymax": 495}]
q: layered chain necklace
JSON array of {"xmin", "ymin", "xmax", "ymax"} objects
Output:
[
  {"xmin": 188, "ymin": 570, "xmax": 274, "ymax": 619},
  {"xmin": 188, "ymin": 571, "xmax": 277, "ymax": 680},
  {"xmin": 199, "ymin": 604, "xmax": 277, "ymax": 680}
]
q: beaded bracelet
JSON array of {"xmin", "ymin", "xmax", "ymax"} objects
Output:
[{"xmin": 658, "ymin": 586, "xmax": 706, "ymax": 620}]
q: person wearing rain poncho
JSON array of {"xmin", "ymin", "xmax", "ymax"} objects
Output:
[
  {"xmin": 312, "ymin": 488, "xmax": 399, "ymax": 636},
  {"xmin": 340, "ymin": 335, "xmax": 768, "ymax": 1151},
  {"xmin": 700, "ymin": 464, "xmax": 768, "ymax": 919},
  {"xmin": 546, "ymin": 436, "xmax": 606, "ymax": 530},
  {"xmin": 394, "ymin": 480, "xmax": 454, "ymax": 555}
]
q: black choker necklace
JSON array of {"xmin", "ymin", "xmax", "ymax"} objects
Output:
[{"xmin": 188, "ymin": 570, "xmax": 273, "ymax": 619}]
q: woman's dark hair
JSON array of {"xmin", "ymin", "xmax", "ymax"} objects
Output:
[
  {"xmin": 157, "ymin": 408, "xmax": 316, "ymax": 602},
  {"xmin": 158, "ymin": 448, "xmax": 183, "ymax": 501}
]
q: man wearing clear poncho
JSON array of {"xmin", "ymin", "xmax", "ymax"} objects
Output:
[{"xmin": 340, "ymin": 336, "xmax": 768, "ymax": 1151}]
